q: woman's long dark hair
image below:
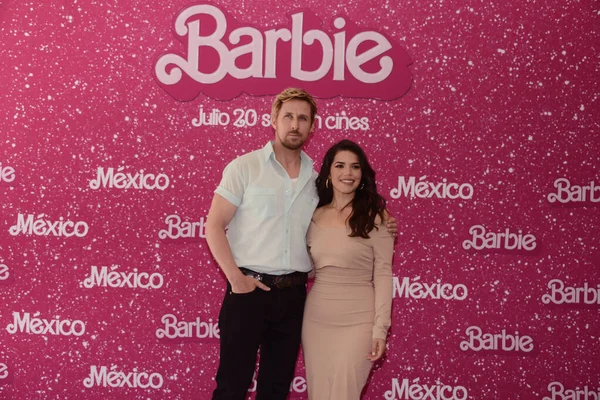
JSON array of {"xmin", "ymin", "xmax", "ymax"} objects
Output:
[{"xmin": 316, "ymin": 139, "xmax": 386, "ymax": 238}]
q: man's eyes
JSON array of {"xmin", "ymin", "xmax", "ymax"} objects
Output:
[{"xmin": 284, "ymin": 114, "xmax": 307, "ymax": 121}]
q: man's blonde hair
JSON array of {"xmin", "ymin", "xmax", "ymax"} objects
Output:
[{"xmin": 271, "ymin": 88, "xmax": 318, "ymax": 125}]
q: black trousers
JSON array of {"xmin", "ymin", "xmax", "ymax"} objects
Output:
[{"xmin": 212, "ymin": 281, "xmax": 306, "ymax": 400}]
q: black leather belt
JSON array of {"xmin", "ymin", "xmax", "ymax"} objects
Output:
[{"xmin": 240, "ymin": 268, "xmax": 307, "ymax": 289}]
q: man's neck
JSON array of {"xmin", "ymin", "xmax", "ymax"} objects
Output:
[{"xmin": 272, "ymin": 141, "xmax": 302, "ymax": 174}]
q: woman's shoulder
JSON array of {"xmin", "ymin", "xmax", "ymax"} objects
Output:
[{"xmin": 312, "ymin": 206, "xmax": 326, "ymax": 221}]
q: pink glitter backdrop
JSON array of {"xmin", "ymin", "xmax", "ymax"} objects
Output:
[{"xmin": 1, "ymin": 0, "xmax": 599, "ymax": 399}]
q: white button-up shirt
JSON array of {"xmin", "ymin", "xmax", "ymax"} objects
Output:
[{"xmin": 215, "ymin": 141, "xmax": 319, "ymax": 275}]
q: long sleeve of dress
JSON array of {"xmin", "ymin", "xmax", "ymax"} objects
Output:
[{"xmin": 371, "ymin": 222, "xmax": 394, "ymax": 340}]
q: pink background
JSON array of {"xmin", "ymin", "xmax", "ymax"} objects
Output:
[{"xmin": 1, "ymin": 0, "xmax": 599, "ymax": 399}]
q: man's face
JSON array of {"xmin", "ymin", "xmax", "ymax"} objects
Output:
[{"xmin": 272, "ymin": 99, "xmax": 314, "ymax": 150}]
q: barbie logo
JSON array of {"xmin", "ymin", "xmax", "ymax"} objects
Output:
[
  {"xmin": 459, "ymin": 326, "xmax": 533, "ymax": 353},
  {"xmin": 154, "ymin": 4, "xmax": 412, "ymax": 101},
  {"xmin": 543, "ymin": 382, "xmax": 600, "ymax": 400},
  {"xmin": 547, "ymin": 178, "xmax": 600, "ymax": 204},
  {"xmin": 156, "ymin": 314, "xmax": 220, "ymax": 339},
  {"xmin": 0, "ymin": 162, "xmax": 15, "ymax": 184},
  {"xmin": 158, "ymin": 215, "xmax": 207, "ymax": 239},
  {"xmin": 248, "ymin": 365, "xmax": 306, "ymax": 394},
  {"xmin": 0, "ymin": 363, "xmax": 8, "ymax": 380},
  {"xmin": 0, "ymin": 263, "xmax": 9, "ymax": 281},
  {"xmin": 462, "ymin": 225, "xmax": 536, "ymax": 251},
  {"xmin": 542, "ymin": 279, "xmax": 600, "ymax": 305}
]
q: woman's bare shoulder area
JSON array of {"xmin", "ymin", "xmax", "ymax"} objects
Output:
[{"xmin": 311, "ymin": 205, "xmax": 327, "ymax": 222}]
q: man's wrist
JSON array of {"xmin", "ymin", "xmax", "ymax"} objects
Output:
[{"xmin": 227, "ymin": 268, "xmax": 245, "ymax": 286}]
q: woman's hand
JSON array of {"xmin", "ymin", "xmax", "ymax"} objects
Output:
[{"xmin": 367, "ymin": 338, "xmax": 386, "ymax": 361}]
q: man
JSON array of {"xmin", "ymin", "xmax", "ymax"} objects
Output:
[
  {"xmin": 207, "ymin": 88, "xmax": 318, "ymax": 400},
  {"xmin": 206, "ymin": 88, "xmax": 394, "ymax": 399}
]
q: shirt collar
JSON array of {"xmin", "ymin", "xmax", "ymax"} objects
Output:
[
  {"xmin": 261, "ymin": 141, "xmax": 314, "ymax": 170},
  {"xmin": 261, "ymin": 141, "xmax": 275, "ymax": 162}
]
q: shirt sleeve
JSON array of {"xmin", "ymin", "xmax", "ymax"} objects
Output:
[
  {"xmin": 371, "ymin": 219, "xmax": 395, "ymax": 340},
  {"xmin": 214, "ymin": 158, "xmax": 247, "ymax": 207}
]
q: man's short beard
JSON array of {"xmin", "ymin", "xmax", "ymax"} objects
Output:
[
  {"xmin": 280, "ymin": 130, "xmax": 305, "ymax": 150},
  {"xmin": 281, "ymin": 139, "xmax": 304, "ymax": 150}
]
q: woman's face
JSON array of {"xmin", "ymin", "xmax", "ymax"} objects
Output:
[{"xmin": 329, "ymin": 150, "xmax": 362, "ymax": 195}]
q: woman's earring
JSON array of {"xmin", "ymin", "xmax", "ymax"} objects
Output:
[
  {"xmin": 326, "ymin": 177, "xmax": 331, "ymax": 188},
  {"xmin": 359, "ymin": 183, "xmax": 365, "ymax": 190}
]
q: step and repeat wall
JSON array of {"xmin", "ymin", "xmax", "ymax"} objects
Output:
[{"xmin": 1, "ymin": 0, "xmax": 599, "ymax": 399}]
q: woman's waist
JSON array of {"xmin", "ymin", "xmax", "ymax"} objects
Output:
[
  {"xmin": 304, "ymin": 294, "xmax": 375, "ymax": 324},
  {"xmin": 314, "ymin": 265, "xmax": 374, "ymax": 285},
  {"xmin": 308, "ymin": 282, "xmax": 375, "ymax": 299}
]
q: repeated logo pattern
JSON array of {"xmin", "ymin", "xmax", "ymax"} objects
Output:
[{"xmin": 1, "ymin": 0, "xmax": 598, "ymax": 399}]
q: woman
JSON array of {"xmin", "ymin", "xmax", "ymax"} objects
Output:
[{"xmin": 302, "ymin": 139, "xmax": 394, "ymax": 399}]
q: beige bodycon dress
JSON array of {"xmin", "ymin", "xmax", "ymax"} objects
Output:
[{"xmin": 301, "ymin": 219, "xmax": 394, "ymax": 400}]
